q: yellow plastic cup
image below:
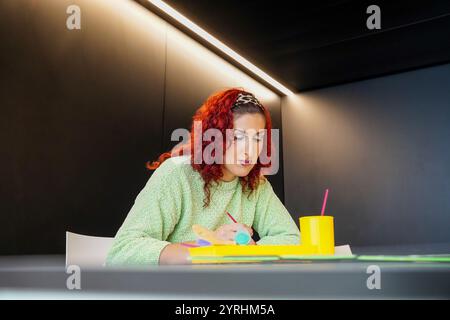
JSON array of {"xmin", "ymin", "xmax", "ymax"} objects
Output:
[{"xmin": 299, "ymin": 216, "xmax": 335, "ymax": 255}]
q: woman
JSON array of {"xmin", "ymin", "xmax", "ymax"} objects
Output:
[{"xmin": 106, "ymin": 88, "xmax": 300, "ymax": 265}]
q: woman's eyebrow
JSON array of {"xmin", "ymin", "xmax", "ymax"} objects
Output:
[{"xmin": 233, "ymin": 129, "xmax": 266, "ymax": 135}]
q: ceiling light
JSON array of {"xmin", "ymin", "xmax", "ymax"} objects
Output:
[{"xmin": 146, "ymin": 0, "xmax": 294, "ymax": 96}]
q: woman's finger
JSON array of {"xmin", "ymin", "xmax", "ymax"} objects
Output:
[
  {"xmin": 215, "ymin": 227, "xmax": 235, "ymax": 241},
  {"xmin": 243, "ymin": 225, "xmax": 254, "ymax": 236},
  {"xmin": 235, "ymin": 223, "xmax": 253, "ymax": 236},
  {"xmin": 218, "ymin": 230, "xmax": 236, "ymax": 241},
  {"xmin": 218, "ymin": 224, "xmax": 237, "ymax": 234}
]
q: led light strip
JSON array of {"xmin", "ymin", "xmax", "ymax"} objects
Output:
[{"xmin": 147, "ymin": 0, "xmax": 294, "ymax": 96}]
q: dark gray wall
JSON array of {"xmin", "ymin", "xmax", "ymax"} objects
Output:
[
  {"xmin": 282, "ymin": 63, "xmax": 450, "ymax": 247},
  {"xmin": 0, "ymin": 0, "xmax": 282, "ymax": 254},
  {"xmin": 0, "ymin": 0, "xmax": 167, "ymax": 255}
]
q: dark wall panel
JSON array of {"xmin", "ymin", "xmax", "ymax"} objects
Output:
[
  {"xmin": 282, "ymin": 63, "xmax": 450, "ymax": 247},
  {"xmin": 0, "ymin": 0, "xmax": 166, "ymax": 254},
  {"xmin": 0, "ymin": 0, "xmax": 283, "ymax": 255}
]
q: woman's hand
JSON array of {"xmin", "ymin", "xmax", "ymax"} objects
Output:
[
  {"xmin": 159, "ymin": 243, "xmax": 192, "ymax": 265},
  {"xmin": 214, "ymin": 223, "xmax": 256, "ymax": 245}
]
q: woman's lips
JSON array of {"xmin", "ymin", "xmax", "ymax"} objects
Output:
[{"xmin": 238, "ymin": 160, "xmax": 252, "ymax": 167}]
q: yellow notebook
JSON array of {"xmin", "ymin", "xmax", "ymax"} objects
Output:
[{"xmin": 188, "ymin": 244, "xmax": 320, "ymax": 257}]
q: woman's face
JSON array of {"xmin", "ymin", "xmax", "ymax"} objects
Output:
[{"xmin": 222, "ymin": 112, "xmax": 266, "ymax": 181}]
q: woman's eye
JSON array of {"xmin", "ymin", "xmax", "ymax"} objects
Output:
[{"xmin": 234, "ymin": 135, "xmax": 245, "ymax": 141}]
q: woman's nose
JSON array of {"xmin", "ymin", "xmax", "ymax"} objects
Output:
[{"xmin": 244, "ymin": 140, "xmax": 259, "ymax": 160}]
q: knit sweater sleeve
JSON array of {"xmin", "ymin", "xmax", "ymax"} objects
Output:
[
  {"xmin": 253, "ymin": 179, "xmax": 301, "ymax": 245},
  {"xmin": 105, "ymin": 159, "xmax": 183, "ymax": 266}
]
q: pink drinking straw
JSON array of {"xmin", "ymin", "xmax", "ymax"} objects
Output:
[{"xmin": 320, "ymin": 189, "xmax": 329, "ymax": 216}]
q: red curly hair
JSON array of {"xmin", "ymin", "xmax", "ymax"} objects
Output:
[{"xmin": 147, "ymin": 88, "xmax": 273, "ymax": 207}]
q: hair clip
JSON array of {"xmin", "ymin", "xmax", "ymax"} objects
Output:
[{"xmin": 232, "ymin": 93, "xmax": 264, "ymax": 110}]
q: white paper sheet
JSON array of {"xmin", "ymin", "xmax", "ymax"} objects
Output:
[{"xmin": 334, "ymin": 244, "xmax": 353, "ymax": 256}]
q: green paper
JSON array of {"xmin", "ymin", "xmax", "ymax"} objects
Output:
[
  {"xmin": 357, "ymin": 255, "xmax": 450, "ymax": 263},
  {"xmin": 279, "ymin": 255, "xmax": 357, "ymax": 260},
  {"xmin": 189, "ymin": 253, "xmax": 450, "ymax": 264},
  {"xmin": 189, "ymin": 255, "xmax": 280, "ymax": 261}
]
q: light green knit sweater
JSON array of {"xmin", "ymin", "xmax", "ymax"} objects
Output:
[{"xmin": 106, "ymin": 155, "xmax": 300, "ymax": 265}]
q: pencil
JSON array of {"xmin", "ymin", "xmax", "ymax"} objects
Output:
[{"xmin": 226, "ymin": 211, "xmax": 238, "ymax": 223}]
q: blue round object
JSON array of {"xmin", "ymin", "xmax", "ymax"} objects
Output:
[{"xmin": 235, "ymin": 231, "xmax": 251, "ymax": 245}]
